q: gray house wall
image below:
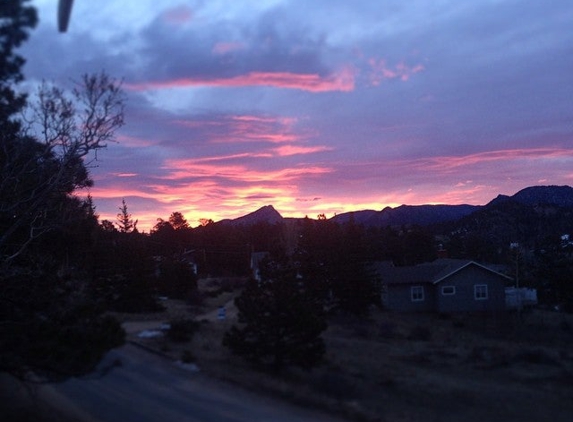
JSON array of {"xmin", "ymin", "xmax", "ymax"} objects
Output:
[
  {"xmin": 435, "ymin": 265, "xmax": 506, "ymax": 313},
  {"xmin": 384, "ymin": 283, "xmax": 435, "ymax": 312}
]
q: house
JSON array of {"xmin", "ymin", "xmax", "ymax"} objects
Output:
[{"xmin": 375, "ymin": 259, "xmax": 512, "ymax": 313}]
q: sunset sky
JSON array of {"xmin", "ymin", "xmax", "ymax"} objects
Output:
[{"xmin": 20, "ymin": 0, "xmax": 573, "ymax": 231}]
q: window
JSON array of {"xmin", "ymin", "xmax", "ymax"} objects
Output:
[
  {"xmin": 474, "ymin": 284, "xmax": 488, "ymax": 300},
  {"xmin": 411, "ymin": 286, "xmax": 424, "ymax": 302},
  {"xmin": 441, "ymin": 286, "xmax": 456, "ymax": 296}
]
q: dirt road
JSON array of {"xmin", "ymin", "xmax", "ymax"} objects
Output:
[{"xmin": 35, "ymin": 344, "xmax": 346, "ymax": 422}]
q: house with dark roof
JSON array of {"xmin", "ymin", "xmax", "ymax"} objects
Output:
[{"xmin": 374, "ymin": 259, "xmax": 512, "ymax": 313}]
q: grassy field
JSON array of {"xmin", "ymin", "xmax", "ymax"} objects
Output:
[{"xmin": 122, "ymin": 277, "xmax": 573, "ymax": 422}]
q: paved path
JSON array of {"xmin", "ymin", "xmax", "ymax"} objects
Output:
[{"xmin": 40, "ymin": 344, "xmax": 345, "ymax": 422}]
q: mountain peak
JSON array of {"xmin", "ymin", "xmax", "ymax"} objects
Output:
[
  {"xmin": 488, "ymin": 185, "xmax": 573, "ymax": 207},
  {"xmin": 511, "ymin": 185, "xmax": 573, "ymax": 207},
  {"xmin": 228, "ymin": 205, "xmax": 283, "ymax": 226},
  {"xmin": 215, "ymin": 185, "xmax": 573, "ymax": 228}
]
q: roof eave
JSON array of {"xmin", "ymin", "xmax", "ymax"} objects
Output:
[{"xmin": 432, "ymin": 261, "xmax": 513, "ymax": 284}]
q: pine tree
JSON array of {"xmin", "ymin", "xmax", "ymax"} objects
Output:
[
  {"xmin": 0, "ymin": 0, "xmax": 37, "ymax": 139},
  {"xmin": 223, "ymin": 261, "xmax": 326, "ymax": 372},
  {"xmin": 0, "ymin": 1, "xmax": 127, "ymax": 381},
  {"xmin": 116, "ymin": 198, "xmax": 137, "ymax": 233},
  {"xmin": 295, "ymin": 218, "xmax": 379, "ymax": 316}
]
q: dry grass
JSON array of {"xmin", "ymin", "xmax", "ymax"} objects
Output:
[{"xmin": 128, "ymin": 278, "xmax": 573, "ymax": 422}]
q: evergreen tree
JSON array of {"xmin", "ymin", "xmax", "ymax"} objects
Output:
[
  {"xmin": 155, "ymin": 256, "xmax": 198, "ymax": 300},
  {"xmin": 223, "ymin": 261, "xmax": 326, "ymax": 372},
  {"xmin": 0, "ymin": 1, "xmax": 127, "ymax": 381},
  {"xmin": 295, "ymin": 218, "xmax": 379, "ymax": 316},
  {"xmin": 0, "ymin": 0, "xmax": 37, "ymax": 139},
  {"xmin": 116, "ymin": 198, "xmax": 137, "ymax": 233}
]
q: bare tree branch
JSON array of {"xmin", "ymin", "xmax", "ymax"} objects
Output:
[{"xmin": 0, "ymin": 72, "xmax": 125, "ymax": 261}]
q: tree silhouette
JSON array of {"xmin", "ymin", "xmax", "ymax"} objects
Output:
[
  {"xmin": 0, "ymin": 0, "xmax": 37, "ymax": 140},
  {"xmin": 295, "ymin": 218, "xmax": 379, "ymax": 316},
  {"xmin": 116, "ymin": 198, "xmax": 137, "ymax": 233},
  {"xmin": 224, "ymin": 260, "xmax": 326, "ymax": 372},
  {"xmin": 2, "ymin": 72, "xmax": 125, "ymax": 261},
  {"xmin": 0, "ymin": 1, "xmax": 126, "ymax": 382},
  {"xmin": 169, "ymin": 212, "xmax": 189, "ymax": 230}
]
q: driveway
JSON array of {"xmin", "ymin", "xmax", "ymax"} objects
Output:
[{"xmin": 39, "ymin": 344, "xmax": 345, "ymax": 422}]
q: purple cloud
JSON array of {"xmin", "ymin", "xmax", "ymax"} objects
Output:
[{"xmin": 17, "ymin": 0, "xmax": 573, "ymax": 229}]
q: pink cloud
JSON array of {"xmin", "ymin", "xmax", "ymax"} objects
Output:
[
  {"xmin": 166, "ymin": 144, "xmax": 328, "ymax": 163},
  {"xmin": 232, "ymin": 115, "xmax": 297, "ymax": 125},
  {"xmin": 192, "ymin": 152, "xmax": 271, "ymax": 162},
  {"xmin": 368, "ymin": 58, "xmax": 425, "ymax": 85},
  {"xmin": 237, "ymin": 133, "xmax": 300, "ymax": 143},
  {"xmin": 272, "ymin": 145, "xmax": 331, "ymax": 156},
  {"xmin": 161, "ymin": 158, "xmax": 332, "ymax": 183},
  {"xmin": 90, "ymin": 140, "xmax": 573, "ymax": 232},
  {"xmin": 428, "ymin": 185, "xmax": 490, "ymax": 205},
  {"xmin": 127, "ymin": 68, "xmax": 355, "ymax": 92},
  {"xmin": 174, "ymin": 114, "xmax": 306, "ymax": 144},
  {"xmin": 212, "ymin": 42, "xmax": 246, "ymax": 55},
  {"xmin": 161, "ymin": 6, "xmax": 193, "ymax": 25},
  {"xmin": 407, "ymin": 148, "xmax": 573, "ymax": 172},
  {"xmin": 88, "ymin": 186, "xmax": 157, "ymax": 200},
  {"xmin": 112, "ymin": 173, "xmax": 138, "ymax": 178},
  {"xmin": 91, "ymin": 158, "xmax": 335, "ymax": 229}
]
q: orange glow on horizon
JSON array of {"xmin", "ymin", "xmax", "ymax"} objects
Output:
[
  {"xmin": 88, "ymin": 146, "xmax": 573, "ymax": 232},
  {"xmin": 94, "ymin": 199, "xmax": 407, "ymax": 233}
]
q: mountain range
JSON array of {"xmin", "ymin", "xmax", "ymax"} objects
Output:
[{"xmin": 220, "ymin": 185, "xmax": 573, "ymax": 228}]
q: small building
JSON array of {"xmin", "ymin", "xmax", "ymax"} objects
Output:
[{"xmin": 375, "ymin": 259, "xmax": 512, "ymax": 313}]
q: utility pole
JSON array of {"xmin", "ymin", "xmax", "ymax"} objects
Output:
[{"xmin": 510, "ymin": 242, "xmax": 522, "ymax": 321}]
